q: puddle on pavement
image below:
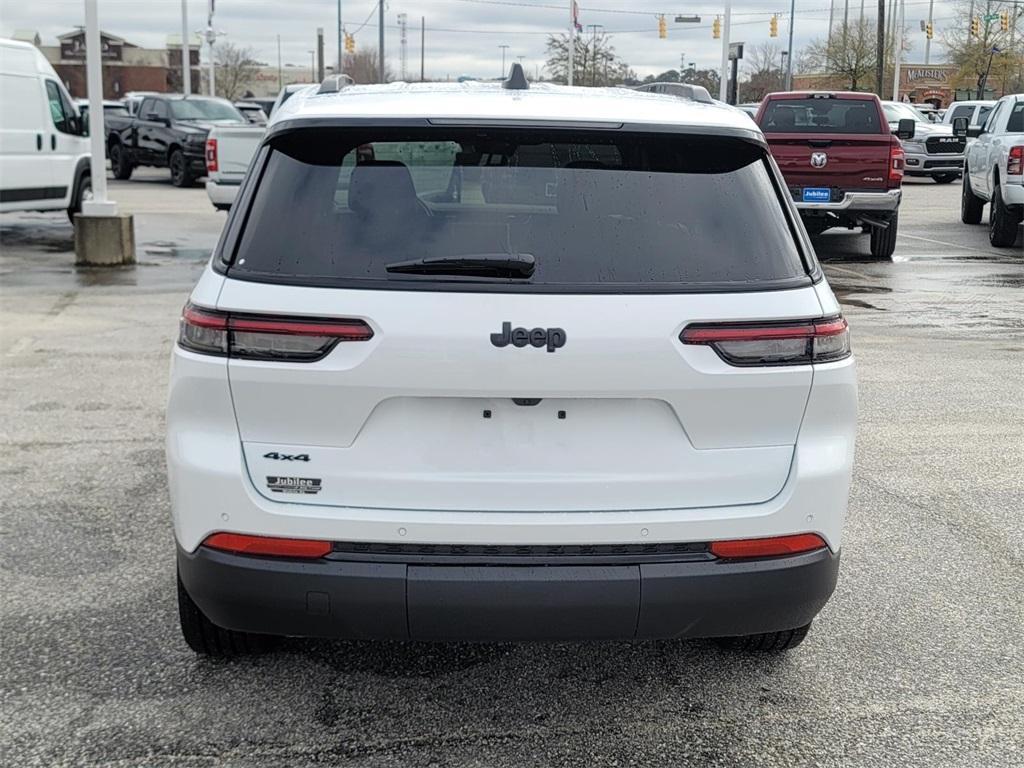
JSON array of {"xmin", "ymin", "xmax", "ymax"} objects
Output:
[{"xmin": 142, "ymin": 241, "xmax": 211, "ymax": 260}]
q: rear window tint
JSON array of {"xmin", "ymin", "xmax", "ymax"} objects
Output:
[
  {"xmin": 1007, "ymin": 103, "xmax": 1024, "ymax": 133},
  {"xmin": 228, "ymin": 128, "xmax": 808, "ymax": 293},
  {"xmin": 761, "ymin": 98, "xmax": 883, "ymax": 134}
]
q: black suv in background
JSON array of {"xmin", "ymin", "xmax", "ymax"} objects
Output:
[{"xmin": 105, "ymin": 95, "xmax": 247, "ymax": 187}]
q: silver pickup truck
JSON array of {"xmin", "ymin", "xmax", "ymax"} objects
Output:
[{"xmin": 958, "ymin": 93, "xmax": 1024, "ymax": 248}]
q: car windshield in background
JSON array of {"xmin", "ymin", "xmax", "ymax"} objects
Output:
[
  {"xmin": 170, "ymin": 98, "xmax": 245, "ymax": 122},
  {"xmin": 229, "ymin": 128, "xmax": 808, "ymax": 293},
  {"xmin": 882, "ymin": 103, "xmax": 930, "ymax": 124},
  {"xmin": 761, "ymin": 98, "xmax": 882, "ymax": 133}
]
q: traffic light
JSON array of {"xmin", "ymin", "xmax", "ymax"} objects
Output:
[
  {"xmin": 770, "ymin": 15, "xmax": 778, "ymax": 38},
  {"xmin": 1001, "ymin": 10, "xmax": 1010, "ymax": 32},
  {"xmin": 970, "ymin": 16, "xmax": 980, "ymax": 36},
  {"xmin": 713, "ymin": 16, "xmax": 721, "ymax": 40},
  {"xmin": 658, "ymin": 15, "xmax": 667, "ymax": 39},
  {"xmin": 926, "ymin": 22, "xmax": 933, "ymax": 40},
  {"xmin": 344, "ymin": 32, "xmax": 355, "ymax": 53}
]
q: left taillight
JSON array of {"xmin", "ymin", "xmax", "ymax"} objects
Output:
[
  {"xmin": 1008, "ymin": 145, "xmax": 1023, "ymax": 177},
  {"xmin": 205, "ymin": 138, "xmax": 218, "ymax": 173},
  {"xmin": 680, "ymin": 316, "xmax": 851, "ymax": 367},
  {"xmin": 889, "ymin": 140, "xmax": 905, "ymax": 185},
  {"xmin": 178, "ymin": 302, "xmax": 373, "ymax": 362}
]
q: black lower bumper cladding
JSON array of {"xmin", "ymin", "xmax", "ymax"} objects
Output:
[{"xmin": 177, "ymin": 544, "xmax": 840, "ymax": 642}]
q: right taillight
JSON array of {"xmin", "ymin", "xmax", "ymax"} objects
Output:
[
  {"xmin": 1008, "ymin": 146, "xmax": 1023, "ymax": 176},
  {"xmin": 680, "ymin": 316, "xmax": 851, "ymax": 367},
  {"xmin": 205, "ymin": 138, "xmax": 218, "ymax": 173},
  {"xmin": 889, "ymin": 140, "xmax": 905, "ymax": 185},
  {"xmin": 179, "ymin": 302, "xmax": 373, "ymax": 362}
]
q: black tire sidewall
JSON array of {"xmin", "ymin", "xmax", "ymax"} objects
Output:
[{"xmin": 170, "ymin": 151, "xmax": 189, "ymax": 187}]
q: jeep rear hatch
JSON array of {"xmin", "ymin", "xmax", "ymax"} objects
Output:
[{"xmin": 214, "ymin": 127, "xmax": 825, "ymax": 512}]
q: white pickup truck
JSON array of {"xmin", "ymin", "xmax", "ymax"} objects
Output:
[
  {"xmin": 958, "ymin": 93, "xmax": 1024, "ymax": 247},
  {"xmin": 204, "ymin": 123, "xmax": 264, "ymax": 211}
]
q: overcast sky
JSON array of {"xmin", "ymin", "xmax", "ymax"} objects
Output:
[{"xmin": 3, "ymin": 0, "xmax": 956, "ymax": 80}]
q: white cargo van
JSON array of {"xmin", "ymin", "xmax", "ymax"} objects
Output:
[{"xmin": 0, "ymin": 38, "xmax": 92, "ymax": 220}]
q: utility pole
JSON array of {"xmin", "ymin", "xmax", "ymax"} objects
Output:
[
  {"xmin": 499, "ymin": 44, "xmax": 509, "ymax": 77},
  {"xmin": 568, "ymin": 0, "xmax": 575, "ymax": 85},
  {"xmin": 587, "ymin": 24, "xmax": 602, "ymax": 85},
  {"xmin": 891, "ymin": 0, "xmax": 904, "ymax": 100},
  {"xmin": 277, "ymin": 34, "xmax": 282, "ymax": 91},
  {"xmin": 180, "ymin": 0, "xmax": 190, "ymax": 95},
  {"xmin": 309, "ymin": 50, "xmax": 315, "ymax": 82},
  {"xmin": 828, "ymin": 0, "xmax": 835, "ymax": 46},
  {"xmin": 316, "ymin": 27, "xmax": 324, "ymax": 81},
  {"xmin": 420, "ymin": 17, "xmax": 425, "ymax": 81},
  {"xmin": 842, "ymin": 0, "xmax": 849, "ymax": 47},
  {"xmin": 925, "ymin": 0, "xmax": 934, "ymax": 64},
  {"xmin": 719, "ymin": 0, "xmax": 731, "ymax": 101},
  {"xmin": 337, "ymin": 0, "xmax": 342, "ymax": 76},
  {"xmin": 785, "ymin": 0, "xmax": 796, "ymax": 90},
  {"xmin": 378, "ymin": 0, "xmax": 385, "ymax": 83},
  {"xmin": 876, "ymin": 0, "xmax": 886, "ymax": 97},
  {"xmin": 398, "ymin": 13, "xmax": 408, "ymax": 80}
]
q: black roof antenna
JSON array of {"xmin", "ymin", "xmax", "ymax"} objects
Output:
[{"xmin": 502, "ymin": 62, "xmax": 529, "ymax": 91}]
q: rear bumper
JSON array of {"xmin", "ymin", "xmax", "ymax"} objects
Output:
[
  {"xmin": 205, "ymin": 177, "xmax": 242, "ymax": 207},
  {"xmin": 178, "ymin": 544, "xmax": 840, "ymax": 641},
  {"xmin": 1002, "ymin": 182, "xmax": 1024, "ymax": 207},
  {"xmin": 795, "ymin": 189, "xmax": 901, "ymax": 212}
]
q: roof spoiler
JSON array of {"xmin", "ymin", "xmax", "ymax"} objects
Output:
[
  {"xmin": 502, "ymin": 62, "xmax": 529, "ymax": 91},
  {"xmin": 318, "ymin": 74, "xmax": 354, "ymax": 94}
]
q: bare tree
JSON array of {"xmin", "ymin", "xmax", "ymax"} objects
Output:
[
  {"xmin": 802, "ymin": 19, "xmax": 878, "ymax": 91},
  {"xmin": 214, "ymin": 42, "xmax": 260, "ymax": 101},
  {"xmin": 339, "ymin": 49, "xmax": 393, "ymax": 84},
  {"xmin": 942, "ymin": 0, "xmax": 1023, "ymax": 97},
  {"xmin": 742, "ymin": 42, "xmax": 784, "ymax": 102},
  {"xmin": 544, "ymin": 31, "xmax": 633, "ymax": 86}
]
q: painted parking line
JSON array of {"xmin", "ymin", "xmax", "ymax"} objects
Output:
[{"xmin": 897, "ymin": 231, "xmax": 1002, "ymax": 255}]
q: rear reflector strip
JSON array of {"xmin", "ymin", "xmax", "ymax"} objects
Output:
[
  {"xmin": 680, "ymin": 316, "xmax": 851, "ymax": 366},
  {"xmin": 179, "ymin": 302, "xmax": 372, "ymax": 361},
  {"xmin": 203, "ymin": 532, "xmax": 332, "ymax": 559},
  {"xmin": 709, "ymin": 533, "xmax": 827, "ymax": 559}
]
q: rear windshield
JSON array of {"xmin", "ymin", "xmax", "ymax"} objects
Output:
[
  {"xmin": 170, "ymin": 98, "xmax": 245, "ymax": 122},
  {"xmin": 761, "ymin": 98, "xmax": 884, "ymax": 134},
  {"xmin": 227, "ymin": 128, "xmax": 808, "ymax": 293}
]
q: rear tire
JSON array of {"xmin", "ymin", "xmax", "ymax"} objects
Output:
[
  {"xmin": 169, "ymin": 149, "xmax": 194, "ymax": 188},
  {"xmin": 988, "ymin": 184, "xmax": 1021, "ymax": 248},
  {"xmin": 715, "ymin": 622, "xmax": 812, "ymax": 652},
  {"xmin": 932, "ymin": 173, "xmax": 958, "ymax": 184},
  {"xmin": 961, "ymin": 168, "xmax": 984, "ymax": 224},
  {"xmin": 177, "ymin": 572, "xmax": 276, "ymax": 656},
  {"xmin": 109, "ymin": 142, "xmax": 133, "ymax": 180},
  {"xmin": 869, "ymin": 212, "xmax": 898, "ymax": 259}
]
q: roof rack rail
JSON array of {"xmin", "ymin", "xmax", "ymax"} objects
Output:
[
  {"xmin": 318, "ymin": 74, "xmax": 354, "ymax": 94},
  {"xmin": 502, "ymin": 62, "xmax": 529, "ymax": 91},
  {"xmin": 633, "ymin": 82, "xmax": 714, "ymax": 105}
]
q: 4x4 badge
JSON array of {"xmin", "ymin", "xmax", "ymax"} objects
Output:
[{"xmin": 490, "ymin": 322, "xmax": 566, "ymax": 353}]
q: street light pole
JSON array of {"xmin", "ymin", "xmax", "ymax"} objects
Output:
[
  {"xmin": 337, "ymin": 0, "xmax": 342, "ymax": 75},
  {"xmin": 180, "ymin": 0, "xmax": 190, "ymax": 95},
  {"xmin": 309, "ymin": 50, "xmax": 315, "ymax": 82},
  {"xmin": 205, "ymin": 0, "xmax": 215, "ymax": 96},
  {"xmin": 719, "ymin": 0, "xmax": 731, "ymax": 101},
  {"xmin": 891, "ymin": 0, "xmax": 903, "ymax": 100},
  {"xmin": 925, "ymin": 0, "xmax": 934, "ymax": 65},
  {"xmin": 83, "ymin": 0, "xmax": 114, "ymax": 215},
  {"xmin": 499, "ymin": 44, "xmax": 509, "ymax": 77},
  {"xmin": 378, "ymin": 0, "xmax": 385, "ymax": 83}
]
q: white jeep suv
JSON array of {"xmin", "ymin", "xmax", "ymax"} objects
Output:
[{"xmin": 167, "ymin": 67, "xmax": 858, "ymax": 655}]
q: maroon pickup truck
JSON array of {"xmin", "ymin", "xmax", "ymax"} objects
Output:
[{"xmin": 756, "ymin": 91, "xmax": 914, "ymax": 259}]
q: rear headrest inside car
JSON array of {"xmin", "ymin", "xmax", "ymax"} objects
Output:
[{"xmin": 347, "ymin": 160, "xmax": 423, "ymax": 223}]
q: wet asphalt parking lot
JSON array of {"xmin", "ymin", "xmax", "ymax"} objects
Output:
[{"xmin": 1, "ymin": 171, "xmax": 1022, "ymax": 767}]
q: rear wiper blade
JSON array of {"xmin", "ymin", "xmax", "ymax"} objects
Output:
[{"xmin": 385, "ymin": 253, "xmax": 535, "ymax": 278}]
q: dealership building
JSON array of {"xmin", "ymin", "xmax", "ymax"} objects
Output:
[{"xmin": 10, "ymin": 28, "xmax": 311, "ymax": 99}]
